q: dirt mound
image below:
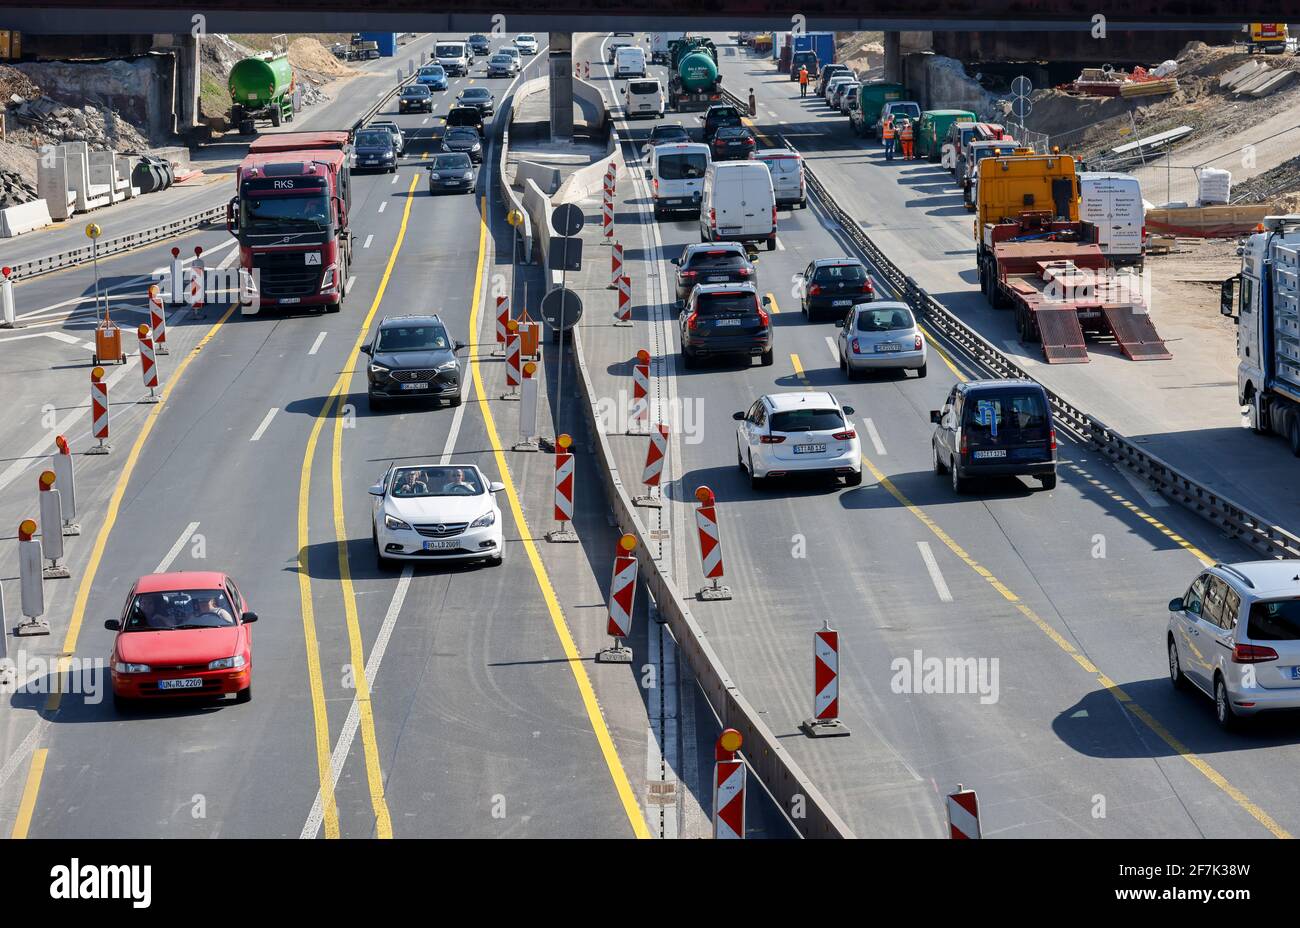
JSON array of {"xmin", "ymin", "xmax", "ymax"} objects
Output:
[
  {"xmin": 287, "ymin": 37, "xmax": 354, "ymax": 79},
  {"xmin": 0, "ymin": 64, "xmax": 40, "ymax": 103}
]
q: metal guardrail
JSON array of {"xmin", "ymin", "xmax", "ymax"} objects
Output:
[{"xmin": 722, "ymin": 83, "xmax": 1300, "ymax": 561}]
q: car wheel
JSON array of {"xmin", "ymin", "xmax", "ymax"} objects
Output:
[
  {"xmin": 838, "ymin": 347, "xmax": 847, "ymax": 372},
  {"xmin": 760, "ymin": 347, "xmax": 774, "ymax": 366},
  {"xmin": 845, "ymin": 468, "xmax": 863, "ymax": 487},
  {"xmin": 766, "ymin": 236, "xmax": 777, "ymax": 252},
  {"xmin": 915, "ymin": 362, "xmax": 927, "ymax": 378},
  {"xmin": 950, "ymin": 457, "xmax": 967, "ymax": 493},
  {"xmin": 236, "ymin": 684, "xmax": 252, "ymax": 704},
  {"xmin": 1214, "ymin": 676, "xmax": 1240, "ymax": 731},
  {"xmin": 682, "ymin": 347, "xmax": 697, "ymax": 369},
  {"xmin": 325, "ymin": 302, "xmax": 341, "ymax": 314},
  {"xmin": 1039, "ymin": 473, "xmax": 1057, "ymax": 491},
  {"xmin": 1168, "ymin": 638, "xmax": 1188, "ymax": 691},
  {"xmin": 448, "ymin": 393, "xmax": 463, "ymax": 407},
  {"xmin": 112, "ymin": 692, "xmax": 135, "ymax": 714},
  {"xmin": 748, "ymin": 454, "xmax": 765, "ymax": 491},
  {"xmin": 932, "ymin": 441, "xmax": 947, "ymax": 475},
  {"xmin": 369, "ymin": 393, "xmax": 385, "ymax": 412}
]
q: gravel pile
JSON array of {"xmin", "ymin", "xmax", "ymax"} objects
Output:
[
  {"xmin": 0, "ymin": 166, "xmax": 38, "ymax": 207},
  {"xmin": 6, "ymin": 96, "xmax": 150, "ymax": 151}
]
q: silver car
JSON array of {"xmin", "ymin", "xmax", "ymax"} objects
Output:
[
  {"xmin": 837, "ymin": 82, "xmax": 860, "ymax": 114},
  {"xmin": 1168, "ymin": 561, "xmax": 1300, "ymax": 730},
  {"xmin": 836, "ymin": 301, "xmax": 927, "ymax": 378}
]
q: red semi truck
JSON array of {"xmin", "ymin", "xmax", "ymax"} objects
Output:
[{"xmin": 229, "ymin": 131, "xmax": 354, "ymax": 313}]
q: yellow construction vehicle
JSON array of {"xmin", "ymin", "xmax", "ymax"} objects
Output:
[{"xmin": 1244, "ymin": 23, "xmax": 1289, "ymax": 54}]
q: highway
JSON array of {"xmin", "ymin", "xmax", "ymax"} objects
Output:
[
  {"xmin": 0, "ymin": 33, "xmax": 689, "ymax": 839},
  {"xmin": 575, "ymin": 31, "xmax": 1300, "ymax": 838}
]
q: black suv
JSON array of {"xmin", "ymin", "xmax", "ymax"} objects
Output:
[
  {"xmin": 362, "ymin": 314, "xmax": 466, "ymax": 409},
  {"xmin": 445, "ymin": 105, "xmax": 484, "ymax": 136},
  {"xmin": 711, "ymin": 125, "xmax": 756, "ymax": 161},
  {"xmin": 701, "ymin": 104, "xmax": 742, "ymax": 144},
  {"xmin": 468, "ymin": 34, "xmax": 491, "ymax": 56},
  {"xmin": 795, "ymin": 258, "xmax": 875, "ymax": 320},
  {"xmin": 456, "ymin": 87, "xmax": 495, "ymax": 116},
  {"xmin": 399, "ymin": 84, "xmax": 434, "ymax": 114},
  {"xmin": 680, "ymin": 283, "xmax": 773, "ymax": 368},
  {"xmin": 930, "ymin": 379, "xmax": 1057, "ymax": 493},
  {"xmin": 672, "ymin": 242, "xmax": 755, "ymax": 305}
]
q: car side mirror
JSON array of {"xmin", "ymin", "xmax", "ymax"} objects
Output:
[
  {"xmin": 1169, "ymin": 597, "xmax": 1184, "ymax": 613},
  {"xmin": 732, "ymin": 411, "xmax": 745, "ymax": 420},
  {"xmin": 454, "ymin": 341, "xmax": 466, "ymax": 352},
  {"xmin": 842, "ymin": 405, "xmax": 855, "ymax": 416},
  {"xmin": 241, "ymin": 611, "xmax": 259, "ymax": 624},
  {"xmin": 670, "ymin": 256, "xmax": 680, "ymax": 266},
  {"xmin": 489, "ymin": 481, "xmax": 506, "ymax": 493},
  {"xmin": 360, "ymin": 344, "xmax": 372, "ymax": 355},
  {"xmin": 644, "ymin": 168, "xmax": 652, "ymax": 179},
  {"xmin": 762, "ymin": 296, "xmax": 772, "ymax": 306},
  {"xmin": 835, "ymin": 317, "xmax": 845, "ymax": 328},
  {"xmin": 929, "ymin": 410, "xmax": 942, "ymax": 424},
  {"xmin": 368, "ymin": 483, "xmax": 385, "ymax": 497},
  {"xmin": 104, "ymin": 619, "xmax": 121, "ymax": 631}
]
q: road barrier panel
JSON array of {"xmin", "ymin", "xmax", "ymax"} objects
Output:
[
  {"xmin": 513, "ymin": 361, "xmax": 541, "ymax": 451},
  {"xmin": 614, "ymin": 274, "xmax": 633, "ymax": 326},
  {"xmin": 15, "ymin": 520, "xmax": 49, "ymax": 636},
  {"xmin": 87, "ymin": 365, "xmax": 111, "ymax": 454},
  {"xmin": 546, "ymin": 433, "xmax": 580, "ymax": 543},
  {"xmin": 188, "ymin": 247, "xmax": 206, "ymax": 316},
  {"xmin": 800, "ymin": 621, "xmax": 850, "ymax": 737},
  {"xmin": 1, "ymin": 266, "xmax": 15, "ymax": 328},
  {"xmin": 148, "ymin": 284, "xmax": 168, "ymax": 355},
  {"xmin": 609, "ymin": 239, "xmax": 623, "ymax": 289},
  {"xmin": 633, "ymin": 423, "xmax": 667, "ymax": 509},
  {"xmin": 713, "ymin": 728, "xmax": 746, "ymax": 839},
  {"xmin": 51, "ymin": 435, "xmax": 80, "ymax": 536},
  {"xmin": 494, "ymin": 295, "xmax": 510, "ymax": 356},
  {"xmin": 601, "ymin": 195, "xmax": 614, "ymax": 243},
  {"xmin": 597, "ymin": 533, "xmax": 637, "ymax": 664},
  {"xmin": 626, "ymin": 349, "xmax": 650, "ymax": 434},
  {"xmin": 947, "ymin": 785, "xmax": 981, "ymax": 839},
  {"xmin": 37, "ymin": 471, "xmax": 70, "ymax": 579},
  {"xmin": 137, "ymin": 324, "xmax": 160, "ymax": 403},
  {"xmin": 502, "ymin": 327, "xmax": 522, "ymax": 400},
  {"xmin": 694, "ymin": 485, "xmax": 732, "ymax": 601},
  {"xmin": 169, "ymin": 246, "xmax": 185, "ymax": 305}
]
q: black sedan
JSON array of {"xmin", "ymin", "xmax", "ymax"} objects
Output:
[
  {"xmin": 468, "ymin": 34, "xmax": 492, "ymax": 56},
  {"xmin": 710, "ymin": 126, "xmax": 757, "ymax": 161},
  {"xmin": 640, "ymin": 123, "xmax": 690, "ymax": 155},
  {"xmin": 398, "ymin": 84, "xmax": 434, "ymax": 114},
  {"xmin": 456, "ymin": 87, "xmax": 495, "ymax": 116},
  {"xmin": 441, "ymin": 127, "xmax": 484, "ymax": 163},
  {"xmin": 353, "ymin": 128, "xmax": 397, "ymax": 173},
  {"xmin": 426, "ymin": 153, "xmax": 476, "ymax": 195}
]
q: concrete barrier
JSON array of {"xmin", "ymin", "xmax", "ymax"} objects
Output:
[
  {"xmin": 515, "ymin": 160, "xmax": 562, "ymax": 195},
  {"xmin": 0, "ymin": 199, "xmax": 54, "ymax": 238},
  {"xmin": 36, "ymin": 148, "xmax": 74, "ymax": 221},
  {"xmin": 497, "ymin": 81, "xmax": 533, "ymax": 264}
]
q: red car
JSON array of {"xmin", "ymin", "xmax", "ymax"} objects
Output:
[{"xmin": 106, "ymin": 571, "xmax": 256, "ymax": 710}]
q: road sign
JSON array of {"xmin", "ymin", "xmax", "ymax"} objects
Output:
[
  {"xmin": 548, "ymin": 236, "xmax": 583, "ymax": 272},
  {"xmin": 1010, "ymin": 75, "xmax": 1033, "ymax": 121},
  {"xmin": 551, "ymin": 203, "xmax": 584, "ymax": 236},
  {"xmin": 540, "ymin": 288, "xmax": 583, "ymax": 331}
]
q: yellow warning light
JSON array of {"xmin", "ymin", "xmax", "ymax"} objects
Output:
[
  {"xmin": 719, "ymin": 728, "xmax": 743, "ymax": 753},
  {"xmin": 694, "ymin": 485, "xmax": 714, "ymax": 504},
  {"xmin": 636, "ymin": 349, "xmax": 650, "ymax": 363},
  {"xmin": 619, "ymin": 533, "xmax": 636, "ymax": 552},
  {"xmin": 85, "ymin": 222, "xmax": 102, "ymax": 239},
  {"xmin": 39, "ymin": 470, "xmax": 56, "ymax": 489},
  {"xmin": 507, "ymin": 318, "xmax": 519, "ymax": 332},
  {"xmin": 91, "ymin": 366, "xmax": 105, "ymax": 380},
  {"xmin": 523, "ymin": 361, "xmax": 537, "ymax": 377},
  {"xmin": 137, "ymin": 324, "xmax": 150, "ymax": 337},
  {"xmin": 557, "ymin": 433, "xmax": 572, "ymax": 449},
  {"xmin": 18, "ymin": 519, "xmax": 36, "ymax": 540}
]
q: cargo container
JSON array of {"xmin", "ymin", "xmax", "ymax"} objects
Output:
[{"xmin": 358, "ymin": 32, "xmax": 398, "ymax": 57}]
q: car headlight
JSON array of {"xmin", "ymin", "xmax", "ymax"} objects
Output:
[
  {"xmin": 370, "ymin": 363, "xmax": 390, "ymax": 375},
  {"xmin": 385, "ymin": 514, "xmax": 412, "ymax": 531},
  {"xmin": 438, "ymin": 359, "xmax": 459, "ymax": 371},
  {"xmin": 208, "ymin": 654, "xmax": 247, "ymax": 671},
  {"xmin": 471, "ymin": 143, "xmax": 481, "ymax": 152},
  {"xmin": 114, "ymin": 662, "xmax": 150, "ymax": 674},
  {"xmin": 470, "ymin": 510, "xmax": 496, "ymax": 529},
  {"xmin": 430, "ymin": 172, "xmax": 441, "ymax": 180},
  {"xmin": 463, "ymin": 171, "xmax": 474, "ymax": 180}
]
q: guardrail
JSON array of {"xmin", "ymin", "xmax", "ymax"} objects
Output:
[{"xmin": 722, "ymin": 86, "xmax": 1300, "ymax": 561}]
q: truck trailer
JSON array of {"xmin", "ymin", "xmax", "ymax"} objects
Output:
[
  {"xmin": 667, "ymin": 38, "xmax": 723, "ymax": 112},
  {"xmin": 228, "ymin": 53, "xmax": 294, "ymax": 135}
]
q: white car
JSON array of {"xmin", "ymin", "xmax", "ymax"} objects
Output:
[
  {"xmin": 370, "ymin": 463, "xmax": 505, "ymax": 567},
  {"xmin": 514, "ymin": 34, "xmax": 539, "ymax": 55},
  {"xmin": 734, "ymin": 392, "xmax": 862, "ymax": 489}
]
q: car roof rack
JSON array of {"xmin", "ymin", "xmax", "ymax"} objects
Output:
[{"xmin": 1214, "ymin": 563, "xmax": 1255, "ymax": 589}]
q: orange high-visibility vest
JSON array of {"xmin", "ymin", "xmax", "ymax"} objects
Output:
[
  {"xmin": 882, "ymin": 121, "xmax": 895, "ymax": 140},
  {"xmin": 799, "ymin": 68, "xmax": 808, "ymax": 84},
  {"xmin": 899, "ymin": 124, "xmax": 914, "ymax": 141}
]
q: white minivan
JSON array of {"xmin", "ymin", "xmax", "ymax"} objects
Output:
[
  {"xmin": 1078, "ymin": 171, "xmax": 1144, "ymax": 268},
  {"xmin": 624, "ymin": 78, "xmax": 665, "ymax": 119},
  {"xmin": 615, "ymin": 45, "xmax": 647, "ymax": 78},
  {"xmin": 434, "ymin": 40, "xmax": 470, "ymax": 77},
  {"xmin": 700, "ymin": 161, "xmax": 778, "ymax": 250},
  {"xmin": 648, "ymin": 142, "xmax": 710, "ymax": 219},
  {"xmin": 749, "ymin": 149, "xmax": 806, "ymax": 209}
]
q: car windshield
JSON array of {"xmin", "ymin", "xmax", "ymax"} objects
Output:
[
  {"xmin": 975, "ymin": 147, "xmax": 1016, "ymax": 162},
  {"xmin": 491, "ymin": 54, "xmax": 511, "ymax": 63},
  {"xmin": 695, "ymin": 292, "xmax": 756, "ymax": 316},
  {"xmin": 446, "ymin": 128, "xmax": 478, "ymax": 142},
  {"xmin": 659, "ymin": 153, "xmax": 707, "ymax": 179},
  {"xmin": 470, "ymin": 34, "xmax": 487, "ymax": 42},
  {"xmin": 432, "ymin": 154, "xmax": 472, "ymax": 170},
  {"xmin": 376, "ymin": 324, "xmax": 450, "ymax": 352},
  {"xmin": 462, "ymin": 89, "xmax": 490, "ymax": 99},
  {"xmin": 963, "ymin": 392, "xmax": 1049, "ymax": 443},
  {"xmin": 856, "ymin": 307, "xmax": 912, "ymax": 331},
  {"xmin": 894, "ymin": 105, "xmax": 921, "ymax": 118},
  {"xmin": 708, "ymin": 108, "xmax": 739, "ymax": 123},
  {"xmin": 355, "ymin": 131, "xmax": 391, "ymax": 147},
  {"xmin": 652, "ymin": 126, "xmax": 688, "ymax": 143},
  {"xmin": 686, "ymin": 249, "xmax": 744, "ymax": 270},
  {"xmin": 1248, "ymin": 599, "xmax": 1300, "ymax": 640},
  {"xmin": 717, "ymin": 128, "xmax": 750, "ymax": 141},
  {"xmin": 404, "ymin": 86, "xmax": 430, "ymax": 96},
  {"xmin": 771, "ymin": 408, "xmax": 843, "ymax": 433},
  {"xmin": 447, "ymin": 111, "xmax": 480, "ymax": 127},
  {"xmin": 419, "ymin": 67, "xmax": 443, "ymax": 76},
  {"xmin": 124, "ymin": 589, "xmax": 237, "ymax": 631},
  {"xmin": 518, "ymin": 35, "xmax": 535, "ymax": 42},
  {"xmin": 390, "ymin": 466, "xmax": 484, "ymax": 497},
  {"xmin": 436, "ymin": 45, "xmax": 463, "ymax": 56},
  {"xmin": 241, "ymin": 193, "xmax": 330, "ymax": 231},
  {"xmin": 815, "ymin": 264, "xmax": 867, "ymax": 283},
  {"xmin": 760, "ymin": 157, "xmax": 799, "ymax": 175}
]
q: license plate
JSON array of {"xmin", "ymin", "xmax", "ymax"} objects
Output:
[
  {"xmin": 707, "ymin": 276, "xmax": 728, "ymax": 282},
  {"xmin": 1291, "ymin": 666, "xmax": 1300, "ymax": 680},
  {"xmin": 158, "ymin": 678, "xmax": 203, "ymax": 690},
  {"xmin": 423, "ymin": 540, "xmax": 458, "ymax": 550},
  {"xmin": 719, "ymin": 226, "xmax": 740, "ymax": 233},
  {"xmin": 714, "ymin": 318, "xmax": 742, "ymax": 326},
  {"xmin": 973, "ymin": 449, "xmax": 1006, "ymax": 459},
  {"xmin": 447, "ymin": 180, "xmax": 462, "ymax": 185},
  {"xmin": 639, "ymin": 104, "xmax": 651, "ymax": 109},
  {"xmin": 279, "ymin": 297, "xmax": 300, "ymax": 304},
  {"xmin": 794, "ymin": 443, "xmax": 826, "ymax": 454},
  {"xmin": 875, "ymin": 343, "xmax": 901, "ymax": 352},
  {"xmin": 833, "ymin": 299, "xmax": 852, "ymax": 306},
  {"xmin": 400, "ymin": 382, "xmax": 430, "ymax": 390}
]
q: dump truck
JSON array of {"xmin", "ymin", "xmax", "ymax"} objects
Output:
[
  {"xmin": 228, "ymin": 131, "xmax": 354, "ymax": 314},
  {"xmin": 1223, "ymin": 215, "xmax": 1300, "ymax": 454},
  {"xmin": 1245, "ymin": 23, "xmax": 1289, "ymax": 54},
  {"xmin": 229, "ymin": 53, "xmax": 295, "ymax": 135},
  {"xmin": 974, "ymin": 153, "xmax": 1170, "ymax": 363},
  {"xmin": 667, "ymin": 37, "xmax": 723, "ymax": 112}
]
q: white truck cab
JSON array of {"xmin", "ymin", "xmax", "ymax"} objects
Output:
[{"xmin": 434, "ymin": 40, "xmax": 470, "ymax": 76}]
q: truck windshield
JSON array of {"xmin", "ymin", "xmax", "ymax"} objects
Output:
[
  {"xmin": 436, "ymin": 45, "xmax": 463, "ymax": 57},
  {"xmin": 241, "ymin": 193, "xmax": 330, "ymax": 232},
  {"xmin": 659, "ymin": 153, "xmax": 707, "ymax": 180}
]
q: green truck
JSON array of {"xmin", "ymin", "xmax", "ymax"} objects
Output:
[
  {"xmin": 667, "ymin": 37, "xmax": 723, "ymax": 111},
  {"xmin": 917, "ymin": 109, "xmax": 976, "ymax": 161},
  {"xmin": 228, "ymin": 52, "xmax": 295, "ymax": 135},
  {"xmin": 849, "ymin": 81, "xmax": 906, "ymax": 137}
]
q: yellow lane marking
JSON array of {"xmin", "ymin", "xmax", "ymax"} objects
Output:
[
  {"xmin": 50, "ymin": 301, "xmax": 240, "ymax": 711},
  {"xmin": 298, "ymin": 174, "xmax": 421, "ymax": 839},
  {"xmin": 764, "ymin": 291, "xmax": 780, "ymax": 313},
  {"xmin": 859, "ymin": 452, "xmax": 1289, "ymax": 838},
  {"xmin": 10, "ymin": 748, "xmax": 47, "ymax": 839},
  {"xmin": 790, "ymin": 352, "xmax": 806, "ymax": 382},
  {"xmin": 467, "ymin": 197, "xmax": 651, "ymax": 838}
]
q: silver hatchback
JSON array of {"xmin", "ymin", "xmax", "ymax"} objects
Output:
[
  {"xmin": 836, "ymin": 301, "xmax": 927, "ymax": 378},
  {"xmin": 1168, "ymin": 561, "xmax": 1300, "ymax": 730}
]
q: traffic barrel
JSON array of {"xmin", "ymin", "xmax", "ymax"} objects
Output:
[
  {"xmin": 626, "ymin": 349, "xmax": 650, "ymax": 434},
  {"xmin": 1, "ymin": 265, "xmax": 15, "ymax": 329},
  {"xmin": 546, "ymin": 433, "xmax": 580, "ymax": 544},
  {"xmin": 494, "ymin": 295, "xmax": 510, "ymax": 355},
  {"xmin": 88, "ymin": 366, "xmax": 110, "ymax": 454},
  {"xmin": 713, "ymin": 728, "xmax": 746, "ymax": 840},
  {"xmin": 800, "ymin": 621, "xmax": 850, "ymax": 737},
  {"xmin": 137, "ymin": 324, "xmax": 160, "ymax": 402},
  {"xmin": 694, "ymin": 485, "xmax": 732, "ymax": 601},
  {"xmin": 147, "ymin": 284, "xmax": 168, "ymax": 354},
  {"xmin": 614, "ymin": 275, "xmax": 633, "ymax": 325},
  {"xmin": 188, "ymin": 246, "xmax": 206, "ymax": 316},
  {"xmin": 14, "ymin": 519, "xmax": 49, "ymax": 636},
  {"xmin": 947, "ymin": 785, "xmax": 981, "ymax": 839},
  {"xmin": 169, "ymin": 246, "xmax": 184, "ymax": 305},
  {"xmin": 50, "ymin": 435, "xmax": 79, "ymax": 536},
  {"xmin": 597, "ymin": 534, "xmax": 637, "ymax": 664},
  {"xmin": 632, "ymin": 423, "xmax": 667, "ymax": 509},
  {"xmin": 502, "ymin": 322, "xmax": 522, "ymax": 399},
  {"xmin": 609, "ymin": 240, "xmax": 623, "ymax": 289},
  {"xmin": 37, "ymin": 470, "xmax": 70, "ymax": 579}
]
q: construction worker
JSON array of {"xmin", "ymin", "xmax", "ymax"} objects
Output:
[
  {"xmin": 899, "ymin": 118, "xmax": 915, "ymax": 160},
  {"xmin": 881, "ymin": 115, "xmax": 896, "ymax": 161},
  {"xmin": 798, "ymin": 65, "xmax": 809, "ymax": 97}
]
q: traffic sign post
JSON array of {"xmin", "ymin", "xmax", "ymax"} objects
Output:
[
  {"xmin": 14, "ymin": 519, "xmax": 49, "ymax": 637},
  {"xmin": 87, "ymin": 366, "xmax": 111, "ymax": 455},
  {"xmin": 86, "ymin": 222, "xmax": 104, "ymax": 323},
  {"xmin": 694, "ymin": 486, "xmax": 732, "ymax": 601},
  {"xmin": 632, "ymin": 423, "xmax": 667, "ymax": 509},
  {"xmin": 626, "ymin": 349, "xmax": 650, "ymax": 434},
  {"xmin": 545, "ymin": 433, "xmax": 580, "ymax": 543},
  {"xmin": 513, "ymin": 361, "xmax": 540, "ymax": 451},
  {"xmin": 596, "ymin": 534, "xmax": 637, "ymax": 664},
  {"xmin": 169, "ymin": 246, "xmax": 184, "ymax": 305},
  {"xmin": 947, "ymin": 785, "xmax": 981, "ymax": 839},
  {"xmin": 800, "ymin": 621, "xmax": 850, "ymax": 737},
  {"xmin": 713, "ymin": 728, "xmax": 746, "ymax": 839},
  {"xmin": 137, "ymin": 324, "xmax": 160, "ymax": 403},
  {"xmin": 148, "ymin": 284, "xmax": 168, "ymax": 355},
  {"xmin": 502, "ymin": 322, "xmax": 522, "ymax": 400}
]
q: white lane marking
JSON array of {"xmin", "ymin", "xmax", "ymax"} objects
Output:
[
  {"xmin": 421, "ymin": 117, "xmax": 430, "ymax": 125},
  {"xmin": 390, "ymin": 173, "xmax": 399, "ymax": 185},
  {"xmin": 824, "ymin": 335, "xmax": 839, "ymax": 364},
  {"xmin": 1118, "ymin": 465, "xmax": 1169, "ymax": 508},
  {"xmin": 774, "ymin": 236, "xmax": 785, "ymax": 250},
  {"xmin": 346, "ymin": 275, "xmax": 356, "ymax": 294},
  {"xmin": 862, "ymin": 417, "xmax": 887, "ymax": 456},
  {"xmin": 154, "ymin": 521, "xmax": 201, "ymax": 573},
  {"xmin": 249, "ymin": 407, "xmax": 278, "ymax": 442},
  {"xmin": 363, "ymin": 234, "xmax": 374, "ymax": 249},
  {"xmin": 917, "ymin": 541, "xmax": 954, "ymax": 602},
  {"xmin": 308, "ymin": 332, "xmax": 328, "ymax": 356},
  {"xmin": 44, "ymin": 331, "xmax": 80, "ymax": 345},
  {"xmin": 301, "ymin": 565, "xmax": 413, "ymax": 840},
  {"xmin": 378, "ymin": 201, "xmax": 387, "ymax": 213}
]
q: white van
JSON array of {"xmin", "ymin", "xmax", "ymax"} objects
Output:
[
  {"xmin": 1078, "ymin": 171, "xmax": 1144, "ymax": 268},
  {"xmin": 615, "ymin": 45, "xmax": 647, "ymax": 78},
  {"xmin": 749, "ymin": 149, "xmax": 806, "ymax": 208},
  {"xmin": 700, "ymin": 161, "xmax": 777, "ymax": 250},
  {"xmin": 434, "ymin": 40, "xmax": 470, "ymax": 76},
  {"xmin": 624, "ymin": 78, "xmax": 665, "ymax": 119},
  {"xmin": 648, "ymin": 142, "xmax": 710, "ymax": 219}
]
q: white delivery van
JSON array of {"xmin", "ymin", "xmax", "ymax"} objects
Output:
[
  {"xmin": 1078, "ymin": 171, "xmax": 1144, "ymax": 268},
  {"xmin": 648, "ymin": 142, "xmax": 710, "ymax": 219},
  {"xmin": 434, "ymin": 40, "xmax": 470, "ymax": 76},
  {"xmin": 624, "ymin": 78, "xmax": 665, "ymax": 119},
  {"xmin": 615, "ymin": 45, "xmax": 647, "ymax": 78},
  {"xmin": 700, "ymin": 160, "xmax": 777, "ymax": 250},
  {"xmin": 749, "ymin": 148, "xmax": 806, "ymax": 208}
]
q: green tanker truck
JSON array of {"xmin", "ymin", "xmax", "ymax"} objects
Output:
[
  {"xmin": 667, "ymin": 37, "xmax": 722, "ymax": 112},
  {"xmin": 229, "ymin": 52, "xmax": 295, "ymax": 135}
]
